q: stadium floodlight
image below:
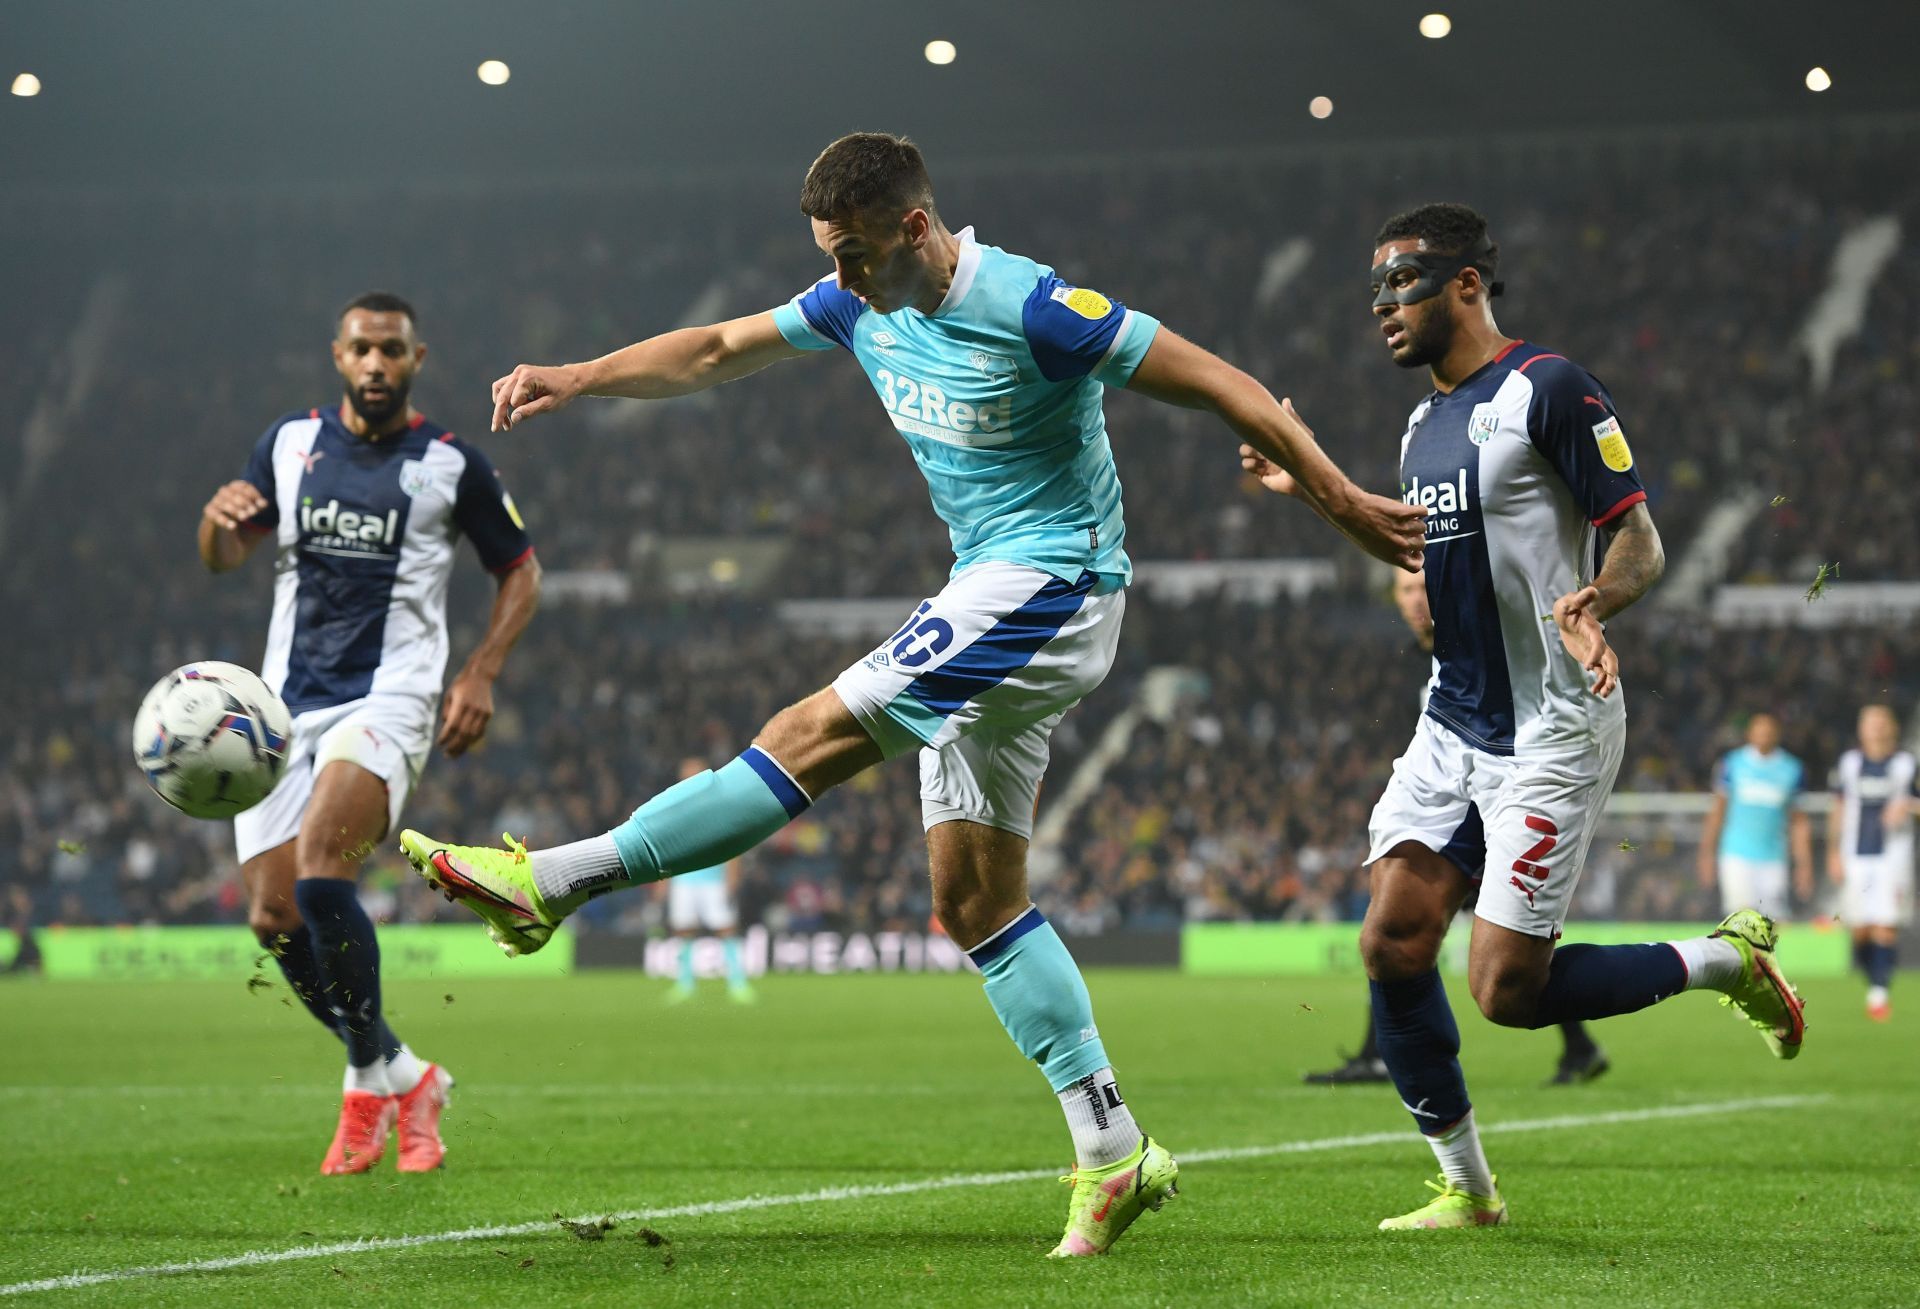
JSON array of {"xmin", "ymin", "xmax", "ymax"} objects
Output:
[
  {"xmin": 1419, "ymin": 13, "xmax": 1452, "ymax": 39},
  {"xmin": 10, "ymin": 72, "xmax": 41, "ymax": 97},
  {"xmin": 924, "ymin": 39, "xmax": 957, "ymax": 65},
  {"xmin": 477, "ymin": 60, "xmax": 511, "ymax": 86},
  {"xmin": 1309, "ymin": 95, "xmax": 1333, "ymax": 119},
  {"xmin": 1804, "ymin": 66, "xmax": 1831, "ymax": 92}
]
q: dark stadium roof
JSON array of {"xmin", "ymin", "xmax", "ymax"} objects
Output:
[{"xmin": 1, "ymin": 0, "xmax": 1914, "ymax": 189}]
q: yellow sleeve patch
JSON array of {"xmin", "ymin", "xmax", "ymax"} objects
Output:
[
  {"xmin": 1592, "ymin": 416, "xmax": 1633, "ymax": 472},
  {"xmin": 503, "ymin": 491, "xmax": 526, "ymax": 530},
  {"xmin": 1061, "ymin": 287, "xmax": 1113, "ymax": 320}
]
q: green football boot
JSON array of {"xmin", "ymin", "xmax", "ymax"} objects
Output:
[
  {"xmin": 1048, "ymin": 1135, "xmax": 1179, "ymax": 1257},
  {"xmin": 399, "ymin": 829, "xmax": 559, "ymax": 958},
  {"xmin": 1708, "ymin": 909, "xmax": 1807, "ymax": 1059},
  {"xmin": 1378, "ymin": 1175, "xmax": 1509, "ymax": 1230}
]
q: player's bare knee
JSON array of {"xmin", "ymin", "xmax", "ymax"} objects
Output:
[
  {"xmin": 1360, "ymin": 919, "xmax": 1442, "ymax": 980},
  {"xmin": 248, "ymin": 901, "xmax": 303, "ymax": 946},
  {"xmin": 1470, "ymin": 965, "xmax": 1546, "ymax": 1027}
]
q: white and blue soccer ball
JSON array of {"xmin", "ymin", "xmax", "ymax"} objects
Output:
[{"xmin": 131, "ymin": 662, "xmax": 292, "ymax": 819}]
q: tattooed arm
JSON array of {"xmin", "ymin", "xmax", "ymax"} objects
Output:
[
  {"xmin": 1589, "ymin": 503, "xmax": 1665, "ymax": 620},
  {"xmin": 1551, "ymin": 503, "xmax": 1665, "ymax": 698}
]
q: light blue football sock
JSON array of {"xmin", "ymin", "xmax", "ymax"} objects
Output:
[
  {"xmin": 610, "ymin": 747, "xmax": 810, "ymax": 883},
  {"xmin": 970, "ymin": 906, "xmax": 1111, "ymax": 1092},
  {"xmin": 723, "ymin": 937, "xmax": 747, "ymax": 989},
  {"xmin": 677, "ymin": 938, "xmax": 696, "ymax": 990}
]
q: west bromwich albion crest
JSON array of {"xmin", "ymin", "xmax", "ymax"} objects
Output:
[
  {"xmin": 1468, "ymin": 403, "xmax": 1500, "ymax": 446},
  {"xmin": 398, "ymin": 459, "xmax": 433, "ymax": 498}
]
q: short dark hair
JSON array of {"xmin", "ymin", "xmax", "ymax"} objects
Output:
[
  {"xmin": 799, "ymin": 132, "xmax": 936, "ymax": 224},
  {"xmin": 338, "ymin": 290, "xmax": 417, "ymax": 326},
  {"xmin": 1374, "ymin": 203, "xmax": 1499, "ymax": 285}
]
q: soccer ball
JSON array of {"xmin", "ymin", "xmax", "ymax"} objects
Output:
[{"xmin": 132, "ymin": 662, "xmax": 292, "ymax": 819}]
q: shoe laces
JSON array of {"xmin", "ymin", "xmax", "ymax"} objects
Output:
[
  {"xmin": 500, "ymin": 831, "xmax": 529, "ymax": 862},
  {"xmin": 1421, "ymin": 1174, "xmax": 1494, "ymax": 1205}
]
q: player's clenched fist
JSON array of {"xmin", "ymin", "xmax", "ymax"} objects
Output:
[
  {"xmin": 490, "ymin": 363, "xmax": 581, "ymax": 432},
  {"xmin": 202, "ymin": 480, "xmax": 270, "ymax": 532}
]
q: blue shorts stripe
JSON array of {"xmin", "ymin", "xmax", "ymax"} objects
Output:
[
  {"xmin": 741, "ymin": 746, "xmax": 810, "ymax": 819},
  {"xmin": 1439, "ymin": 803, "xmax": 1487, "ymax": 880},
  {"xmin": 906, "ymin": 572, "xmax": 1095, "ymax": 719},
  {"xmin": 966, "ymin": 905, "xmax": 1047, "ymax": 966}
]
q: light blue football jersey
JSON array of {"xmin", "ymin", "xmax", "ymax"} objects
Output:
[
  {"xmin": 1715, "ymin": 744, "xmax": 1804, "ymax": 863},
  {"xmin": 770, "ymin": 227, "xmax": 1160, "ymax": 586}
]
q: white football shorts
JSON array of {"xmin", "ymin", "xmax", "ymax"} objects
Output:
[
  {"xmin": 233, "ymin": 693, "xmax": 436, "ymax": 864},
  {"xmin": 668, "ymin": 878, "xmax": 737, "ymax": 932},
  {"xmin": 1841, "ymin": 853, "xmax": 1914, "ymax": 928},
  {"xmin": 832, "ymin": 561, "xmax": 1124, "ymax": 841},
  {"xmin": 1715, "ymin": 854, "xmax": 1791, "ymax": 919},
  {"xmin": 1367, "ymin": 713, "xmax": 1625, "ymax": 939}
]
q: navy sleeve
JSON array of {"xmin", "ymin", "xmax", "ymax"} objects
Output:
[
  {"xmin": 1021, "ymin": 273, "xmax": 1143, "ymax": 383},
  {"xmin": 1523, "ymin": 357, "xmax": 1648, "ymax": 527},
  {"xmin": 452, "ymin": 442, "xmax": 535, "ymax": 574},
  {"xmin": 778, "ymin": 278, "xmax": 865, "ymax": 351},
  {"xmin": 238, "ymin": 418, "xmax": 285, "ymax": 533},
  {"xmin": 1712, "ymin": 754, "xmax": 1731, "ymax": 795}
]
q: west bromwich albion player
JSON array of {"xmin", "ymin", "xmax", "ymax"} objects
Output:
[
  {"xmin": 1829, "ymin": 704, "xmax": 1916, "ymax": 1021},
  {"xmin": 199, "ymin": 291, "xmax": 540, "ymax": 1175},
  {"xmin": 397, "ymin": 132, "xmax": 1425, "ymax": 1258},
  {"xmin": 1251, "ymin": 203, "xmax": 1806, "ymax": 1232},
  {"xmin": 1699, "ymin": 713, "xmax": 1812, "ymax": 919}
]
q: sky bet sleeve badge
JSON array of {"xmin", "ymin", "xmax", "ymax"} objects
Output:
[
  {"xmin": 1052, "ymin": 286, "xmax": 1113, "ymax": 319},
  {"xmin": 1591, "ymin": 415, "xmax": 1634, "ymax": 471}
]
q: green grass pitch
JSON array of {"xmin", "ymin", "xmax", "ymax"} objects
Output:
[{"xmin": 2, "ymin": 968, "xmax": 1914, "ymax": 1306}]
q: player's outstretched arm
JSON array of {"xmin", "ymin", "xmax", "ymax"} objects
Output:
[
  {"xmin": 491, "ymin": 312, "xmax": 810, "ymax": 432},
  {"xmin": 198, "ymin": 481, "xmax": 271, "ymax": 573},
  {"xmin": 439, "ymin": 556, "xmax": 542, "ymax": 758},
  {"xmin": 1125, "ymin": 329, "xmax": 1425, "ymax": 571}
]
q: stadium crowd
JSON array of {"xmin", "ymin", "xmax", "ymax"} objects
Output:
[{"xmin": 5, "ymin": 120, "xmax": 1917, "ymax": 935}]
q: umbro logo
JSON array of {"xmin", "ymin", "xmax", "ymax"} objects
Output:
[{"xmin": 871, "ymin": 331, "xmax": 898, "ymax": 355}]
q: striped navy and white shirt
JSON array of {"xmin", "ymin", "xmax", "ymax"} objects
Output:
[
  {"xmin": 1832, "ymin": 748, "xmax": 1918, "ymax": 862},
  {"xmin": 1398, "ymin": 342, "xmax": 1647, "ymax": 758},
  {"xmin": 238, "ymin": 405, "xmax": 534, "ymax": 714}
]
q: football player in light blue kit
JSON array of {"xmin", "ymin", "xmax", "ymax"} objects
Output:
[
  {"xmin": 401, "ymin": 133, "xmax": 1424, "ymax": 1257},
  {"xmin": 1699, "ymin": 713, "xmax": 1812, "ymax": 920}
]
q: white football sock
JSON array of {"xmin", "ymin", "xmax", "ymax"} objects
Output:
[
  {"xmin": 386, "ymin": 1044, "xmax": 425, "ymax": 1095},
  {"xmin": 1059, "ymin": 1067, "xmax": 1140, "ymax": 1169},
  {"xmin": 1867, "ymin": 985, "xmax": 1890, "ymax": 1008},
  {"xmin": 1426, "ymin": 1108, "xmax": 1496, "ymax": 1197},
  {"xmin": 343, "ymin": 1060, "xmax": 391, "ymax": 1096},
  {"xmin": 1667, "ymin": 936, "xmax": 1744, "ymax": 991},
  {"xmin": 530, "ymin": 834, "xmax": 628, "ymax": 907}
]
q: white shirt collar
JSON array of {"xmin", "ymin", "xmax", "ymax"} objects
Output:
[{"xmin": 929, "ymin": 226, "xmax": 979, "ymax": 317}]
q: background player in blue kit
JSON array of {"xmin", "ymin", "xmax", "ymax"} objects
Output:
[
  {"xmin": 1829, "ymin": 704, "xmax": 1916, "ymax": 1021},
  {"xmin": 199, "ymin": 292, "xmax": 541, "ymax": 1174},
  {"xmin": 1699, "ymin": 713, "xmax": 1812, "ymax": 920},
  {"xmin": 1250, "ymin": 203, "xmax": 1806, "ymax": 1230},
  {"xmin": 400, "ymin": 132, "xmax": 1425, "ymax": 1258}
]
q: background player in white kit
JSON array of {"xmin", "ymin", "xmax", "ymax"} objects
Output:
[
  {"xmin": 1253, "ymin": 203, "xmax": 1806, "ymax": 1230},
  {"xmin": 660, "ymin": 757, "xmax": 755, "ymax": 1003},
  {"xmin": 199, "ymin": 292, "xmax": 541, "ymax": 1174},
  {"xmin": 1829, "ymin": 704, "xmax": 1915, "ymax": 1021}
]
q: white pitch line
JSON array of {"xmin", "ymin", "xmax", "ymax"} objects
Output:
[{"xmin": 0, "ymin": 1093, "xmax": 1822, "ymax": 1299}]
